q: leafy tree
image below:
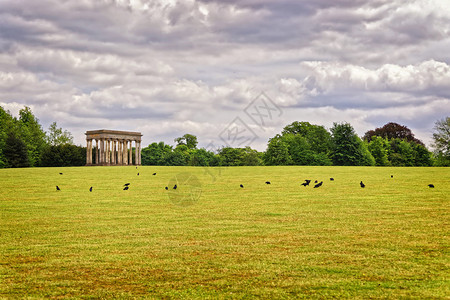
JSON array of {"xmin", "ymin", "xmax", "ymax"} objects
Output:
[
  {"xmin": 174, "ymin": 134, "xmax": 198, "ymax": 149},
  {"xmin": 281, "ymin": 134, "xmax": 313, "ymax": 165},
  {"xmin": 3, "ymin": 131, "xmax": 30, "ymax": 168},
  {"xmin": 189, "ymin": 148, "xmax": 215, "ymax": 166},
  {"xmin": 46, "ymin": 122, "xmax": 73, "ymax": 146},
  {"xmin": 218, "ymin": 147, "xmax": 245, "ymax": 166},
  {"xmin": 241, "ymin": 147, "xmax": 262, "ymax": 166},
  {"xmin": 368, "ymin": 136, "xmax": 390, "ymax": 166},
  {"xmin": 0, "ymin": 106, "xmax": 16, "ymax": 168},
  {"xmin": 40, "ymin": 144, "xmax": 86, "ymax": 167},
  {"xmin": 18, "ymin": 107, "xmax": 47, "ymax": 167},
  {"xmin": 141, "ymin": 142, "xmax": 173, "ymax": 165},
  {"xmin": 263, "ymin": 134, "xmax": 291, "ymax": 165},
  {"xmin": 364, "ymin": 122, "xmax": 424, "ymax": 145},
  {"xmin": 412, "ymin": 143, "xmax": 433, "ymax": 166},
  {"xmin": 161, "ymin": 150, "xmax": 189, "ymax": 166},
  {"xmin": 330, "ymin": 122, "xmax": 374, "ymax": 166},
  {"xmin": 282, "ymin": 121, "xmax": 331, "ymax": 154},
  {"xmin": 432, "ymin": 117, "xmax": 450, "ymax": 166},
  {"xmin": 388, "ymin": 139, "xmax": 414, "ymax": 166},
  {"xmin": 360, "ymin": 141, "xmax": 376, "ymax": 166}
]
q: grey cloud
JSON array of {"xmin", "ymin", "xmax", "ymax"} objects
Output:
[{"xmin": 0, "ymin": 0, "xmax": 449, "ymax": 148}]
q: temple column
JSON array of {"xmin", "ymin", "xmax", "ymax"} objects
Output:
[
  {"xmin": 111, "ymin": 140, "xmax": 116, "ymax": 165},
  {"xmin": 86, "ymin": 139, "xmax": 92, "ymax": 165},
  {"xmin": 134, "ymin": 140, "xmax": 138, "ymax": 165},
  {"xmin": 85, "ymin": 139, "xmax": 89, "ymax": 165},
  {"xmin": 137, "ymin": 141, "xmax": 141, "ymax": 165},
  {"xmin": 95, "ymin": 139, "xmax": 99, "ymax": 165},
  {"xmin": 99, "ymin": 139, "xmax": 104, "ymax": 165},
  {"xmin": 123, "ymin": 140, "xmax": 128, "ymax": 165},
  {"xmin": 89, "ymin": 139, "xmax": 93, "ymax": 164},
  {"xmin": 129, "ymin": 140, "xmax": 133, "ymax": 165},
  {"xmin": 106, "ymin": 139, "xmax": 110, "ymax": 165},
  {"xmin": 119, "ymin": 140, "xmax": 123, "ymax": 165}
]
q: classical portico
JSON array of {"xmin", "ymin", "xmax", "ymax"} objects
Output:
[{"xmin": 85, "ymin": 130, "xmax": 142, "ymax": 166}]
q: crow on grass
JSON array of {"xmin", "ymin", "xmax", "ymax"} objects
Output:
[
  {"xmin": 301, "ymin": 180, "xmax": 311, "ymax": 187},
  {"xmin": 313, "ymin": 181, "xmax": 323, "ymax": 188},
  {"xmin": 360, "ymin": 181, "xmax": 365, "ymax": 188}
]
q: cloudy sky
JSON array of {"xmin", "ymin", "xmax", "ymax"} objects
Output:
[{"xmin": 1, "ymin": 0, "xmax": 449, "ymax": 150}]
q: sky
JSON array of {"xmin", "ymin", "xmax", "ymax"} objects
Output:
[{"xmin": 1, "ymin": 0, "xmax": 449, "ymax": 151}]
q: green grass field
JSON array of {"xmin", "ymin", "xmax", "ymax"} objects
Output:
[{"xmin": 0, "ymin": 166, "xmax": 449, "ymax": 298}]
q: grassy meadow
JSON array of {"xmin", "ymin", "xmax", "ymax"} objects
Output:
[{"xmin": 0, "ymin": 166, "xmax": 449, "ymax": 298}]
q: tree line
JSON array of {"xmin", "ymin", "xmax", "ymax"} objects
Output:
[
  {"xmin": 1, "ymin": 106, "xmax": 449, "ymax": 168},
  {"xmin": 0, "ymin": 106, "xmax": 84, "ymax": 168}
]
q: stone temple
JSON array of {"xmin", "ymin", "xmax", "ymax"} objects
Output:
[{"xmin": 85, "ymin": 130, "xmax": 142, "ymax": 166}]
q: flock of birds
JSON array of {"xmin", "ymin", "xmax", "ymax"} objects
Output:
[{"xmin": 55, "ymin": 172, "xmax": 436, "ymax": 192}]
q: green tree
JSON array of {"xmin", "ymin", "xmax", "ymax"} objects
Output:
[
  {"xmin": 263, "ymin": 134, "xmax": 291, "ymax": 165},
  {"xmin": 282, "ymin": 121, "xmax": 331, "ymax": 154},
  {"xmin": 40, "ymin": 144, "xmax": 86, "ymax": 167},
  {"xmin": 18, "ymin": 107, "xmax": 47, "ymax": 167},
  {"xmin": 0, "ymin": 106, "xmax": 16, "ymax": 168},
  {"xmin": 3, "ymin": 131, "xmax": 30, "ymax": 168},
  {"xmin": 190, "ymin": 148, "xmax": 215, "ymax": 166},
  {"xmin": 281, "ymin": 134, "xmax": 313, "ymax": 165},
  {"xmin": 218, "ymin": 147, "xmax": 244, "ymax": 166},
  {"xmin": 141, "ymin": 142, "xmax": 173, "ymax": 165},
  {"xmin": 241, "ymin": 147, "xmax": 262, "ymax": 166},
  {"xmin": 330, "ymin": 122, "xmax": 374, "ymax": 166},
  {"xmin": 174, "ymin": 134, "xmax": 198, "ymax": 150},
  {"xmin": 368, "ymin": 136, "xmax": 390, "ymax": 166},
  {"xmin": 412, "ymin": 143, "xmax": 433, "ymax": 166},
  {"xmin": 46, "ymin": 122, "xmax": 73, "ymax": 146},
  {"xmin": 389, "ymin": 139, "xmax": 414, "ymax": 166},
  {"xmin": 432, "ymin": 117, "xmax": 450, "ymax": 166}
]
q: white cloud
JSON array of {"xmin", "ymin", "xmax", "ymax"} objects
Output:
[{"xmin": 0, "ymin": 0, "xmax": 449, "ymax": 149}]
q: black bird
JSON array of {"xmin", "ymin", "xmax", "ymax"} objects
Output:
[
  {"xmin": 89, "ymin": 187, "xmax": 93, "ymax": 192},
  {"xmin": 56, "ymin": 185, "xmax": 60, "ymax": 191},
  {"xmin": 314, "ymin": 180, "xmax": 318, "ymax": 183},
  {"xmin": 173, "ymin": 184, "xmax": 177, "ymax": 190},
  {"xmin": 240, "ymin": 184, "xmax": 244, "ymax": 188},
  {"xmin": 301, "ymin": 180, "xmax": 311, "ymax": 187},
  {"xmin": 313, "ymin": 181, "xmax": 323, "ymax": 188},
  {"xmin": 153, "ymin": 173, "xmax": 156, "ymax": 175},
  {"xmin": 391, "ymin": 175, "xmax": 394, "ymax": 178},
  {"xmin": 137, "ymin": 173, "xmax": 139, "ymax": 176},
  {"xmin": 59, "ymin": 173, "xmax": 63, "ymax": 175},
  {"xmin": 360, "ymin": 181, "xmax": 365, "ymax": 188},
  {"xmin": 165, "ymin": 186, "xmax": 168, "ymax": 190},
  {"xmin": 124, "ymin": 183, "xmax": 130, "ymax": 186},
  {"xmin": 265, "ymin": 181, "xmax": 271, "ymax": 184},
  {"xmin": 330, "ymin": 178, "xmax": 334, "ymax": 181},
  {"xmin": 123, "ymin": 186, "xmax": 129, "ymax": 190},
  {"xmin": 428, "ymin": 184, "xmax": 435, "ymax": 188}
]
